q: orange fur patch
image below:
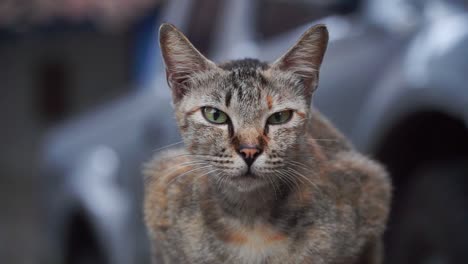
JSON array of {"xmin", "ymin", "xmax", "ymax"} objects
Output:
[
  {"xmin": 266, "ymin": 95, "xmax": 273, "ymax": 109},
  {"xmin": 186, "ymin": 106, "xmax": 201, "ymax": 116},
  {"xmin": 222, "ymin": 232, "xmax": 249, "ymax": 245},
  {"xmin": 265, "ymin": 233, "xmax": 287, "ymax": 244},
  {"xmin": 262, "ymin": 134, "xmax": 270, "ymax": 145},
  {"xmin": 295, "ymin": 111, "xmax": 306, "ymax": 119},
  {"xmin": 293, "ymin": 187, "xmax": 313, "ymax": 203},
  {"xmin": 222, "ymin": 224, "xmax": 287, "ymax": 246}
]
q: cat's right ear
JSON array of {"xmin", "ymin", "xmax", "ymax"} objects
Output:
[{"xmin": 159, "ymin": 23, "xmax": 216, "ymax": 102}]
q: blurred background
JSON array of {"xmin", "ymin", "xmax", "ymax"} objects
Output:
[{"xmin": 1, "ymin": 0, "xmax": 468, "ymax": 263}]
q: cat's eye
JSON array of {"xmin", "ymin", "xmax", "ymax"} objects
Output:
[
  {"xmin": 267, "ymin": 110, "xmax": 293, "ymax": 125},
  {"xmin": 202, "ymin": 107, "xmax": 229, "ymax": 124}
]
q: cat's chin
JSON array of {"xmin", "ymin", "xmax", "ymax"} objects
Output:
[{"xmin": 225, "ymin": 173, "xmax": 267, "ymax": 192}]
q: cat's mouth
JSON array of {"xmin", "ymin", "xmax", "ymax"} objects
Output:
[
  {"xmin": 228, "ymin": 172, "xmax": 266, "ymax": 192},
  {"xmin": 240, "ymin": 171, "xmax": 257, "ymax": 178},
  {"xmin": 232, "ymin": 174, "xmax": 257, "ymax": 182},
  {"xmin": 236, "ymin": 167, "xmax": 260, "ymax": 179},
  {"xmin": 232, "ymin": 171, "xmax": 265, "ymax": 183}
]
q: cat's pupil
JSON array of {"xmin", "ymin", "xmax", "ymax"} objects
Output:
[
  {"xmin": 275, "ymin": 112, "xmax": 282, "ymax": 122},
  {"xmin": 213, "ymin": 111, "xmax": 220, "ymax": 120}
]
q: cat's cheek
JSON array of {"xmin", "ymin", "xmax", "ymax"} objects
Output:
[{"xmin": 268, "ymin": 126, "xmax": 303, "ymax": 153}]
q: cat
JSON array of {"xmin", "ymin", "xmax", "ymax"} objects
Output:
[{"xmin": 144, "ymin": 23, "xmax": 391, "ymax": 264}]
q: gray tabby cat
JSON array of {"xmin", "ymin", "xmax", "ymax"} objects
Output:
[{"xmin": 144, "ymin": 23, "xmax": 391, "ymax": 264}]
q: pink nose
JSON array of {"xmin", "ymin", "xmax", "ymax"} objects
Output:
[{"xmin": 238, "ymin": 145, "xmax": 262, "ymax": 166}]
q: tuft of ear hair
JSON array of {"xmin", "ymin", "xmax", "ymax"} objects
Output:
[
  {"xmin": 270, "ymin": 24, "xmax": 329, "ymax": 94},
  {"xmin": 159, "ymin": 23, "xmax": 217, "ymax": 102}
]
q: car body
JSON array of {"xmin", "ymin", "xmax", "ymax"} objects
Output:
[{"xmin": 41, "ymin": 0, "xmax": 468, "ymax": 263}]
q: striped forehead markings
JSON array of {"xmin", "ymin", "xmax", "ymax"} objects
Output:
[{"xmin": 225, "ymin": 90, "xmax": 232, "ymax": 107}]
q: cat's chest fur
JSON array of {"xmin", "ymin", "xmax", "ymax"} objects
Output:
[
  {"xmin": 205, "ymin": 219, "xmax": 292, "ymax": 263},
  {"xmin": 145, "ymin": 157, "xmax": 305, "ymax": 263}
]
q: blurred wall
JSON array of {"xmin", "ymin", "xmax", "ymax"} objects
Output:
[{"xmin": 0, "ymin": 23, "xmax": 133, "ymax": 264}]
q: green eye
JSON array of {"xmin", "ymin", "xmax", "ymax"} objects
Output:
[
  {"xmin": 267, "ymin": 110, "xmax": 293, "ymax": 125},
  {"xmin": 202, "ymin": 107, "xmax": 229, "ymax": 124}
]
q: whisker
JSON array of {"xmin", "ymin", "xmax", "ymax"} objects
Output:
[
  {"xmin": 219, "ymin": 172, "xmax": 229, "ymax": 190},
  {"xmin": 280, "ymin": 169, "xmax": 305, "ymax": 187},
  {"xmin": 265, "ymin": 172, "xmax": 279, "ymax": 200},
  {"xmin": 152, "ymin": 140, "xmax": 184, "ymax": 153},
  {"xmin": 310, "ymin": 138, "xmax": 341, "ymax": 142},
  {"xmin": 172, "ymin": 153, "xmax": 234, "ymax": 161},
  {"xmin": 277, "ymin": 169, "xmax": 311, "ymax": 201},
  {"xmin": 285, "ymin": 160, "xmax": 310, "ymax": 171},
  {"xmin": 167, "ymin": 165, "xmax": 213, "ymax": 186},
  {"xmin": 196, "ymin": 168, "xmax": 219, "ymax": 180},
  {"xmin": 274, "ymin": 169, "xmax": 299, "ymax": 192},
  {"xmin": 284, "ymin": 166, "xmax": 321, "ymax": 193},
  {"xmin": 144, "ymin": 161, "xmax": 208, "ymax": 184},
  {"xmin": 211, "ymin": 171, "xmax": 225, "ymax": 190}
]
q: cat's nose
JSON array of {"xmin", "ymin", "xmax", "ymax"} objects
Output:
[{"xmin": 237, "ymin": 145, "xmax": 262, "ymax": 167}]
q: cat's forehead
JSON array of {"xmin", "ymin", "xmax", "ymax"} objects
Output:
[
  {"xmin": 187, "ymin": 58, "xmax": 306, "ymax": 118},
  {"xmin": 220, "ymin": 61, "xmax": 269, "ymax": 103},
  {"xmin": 219, "ymin": 59, "xmax": 269, "ymax": 93},
  {"xmin": 218, "ymin": 59, "xmax": 302, "ymax": 101}
]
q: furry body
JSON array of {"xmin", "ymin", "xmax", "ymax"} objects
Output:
[{"xmin": 144, "ymin": 24, "xmax": 391, "ymax": 264}]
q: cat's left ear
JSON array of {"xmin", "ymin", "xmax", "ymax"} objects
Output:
[
  {"xmin": 159, "ymin": 23, "xmax": 217, "ymax": 103},
  {"xmin": 270, "ymin": 24, "xmax": 329, "ymax": 95}
]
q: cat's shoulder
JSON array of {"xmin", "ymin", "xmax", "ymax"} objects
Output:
[
  {"xmin": 328, "ymin": 151, "xmax": 391, "ymax": 199},
  {"xmin": 327, "ymin": 151, "xmax": 392, "ymax": 238}
]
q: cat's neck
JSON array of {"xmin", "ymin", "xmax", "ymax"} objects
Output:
[{"xmin": 209, "ymin": 180, "xmax": 292, "ymax": 221}]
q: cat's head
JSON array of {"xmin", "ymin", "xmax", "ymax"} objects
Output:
[{"xmin": 159, "ymin": 23, "xmax": 328, "ymax": 192}]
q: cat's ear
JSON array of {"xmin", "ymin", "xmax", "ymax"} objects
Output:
[
  {"xmin": 159, "ymin": 23, "xmax": 217, "ymax": 102},
  {"xmin": 270, "ymin": 24, "xmax": 329, "ymax": 94}
]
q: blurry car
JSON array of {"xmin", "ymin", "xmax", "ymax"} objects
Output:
[{"xmin": 41, "ymin": 0, "xmax": 468, "ymax": 263}]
